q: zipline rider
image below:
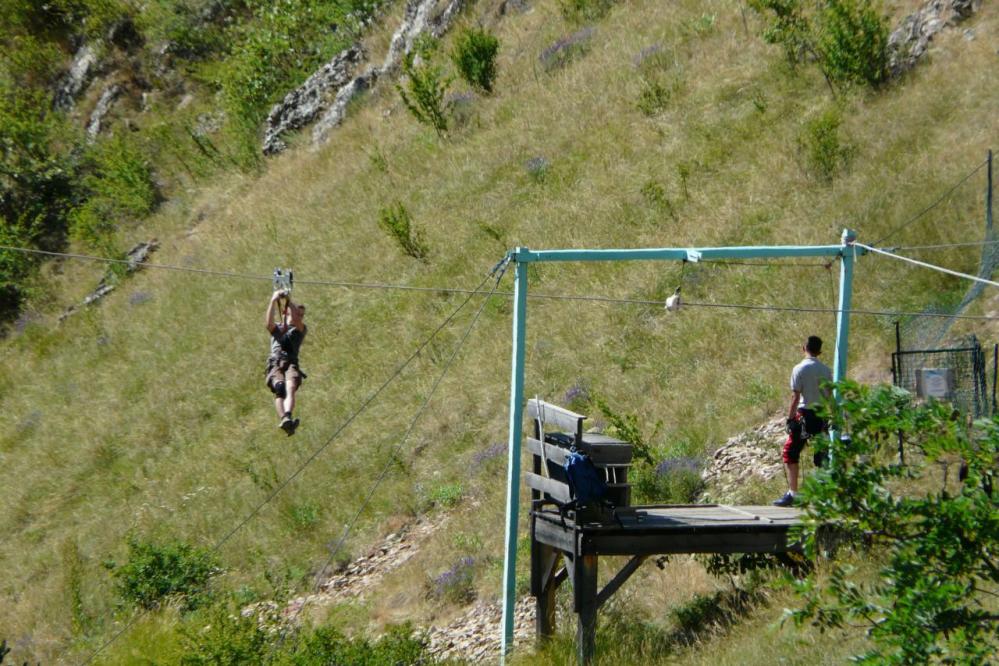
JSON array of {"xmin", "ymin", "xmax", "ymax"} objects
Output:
[{"xmin": 265, "ymin": 289, "xmax": 307, "ymax": 435}]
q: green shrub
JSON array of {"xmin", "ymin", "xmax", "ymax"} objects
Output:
[
  {"xmin": 180, "ymin": 600, "xmax": 270, "ymax": 666},
  {"xmin": 791, "ymin": 382, "xmax": 999, "ymax": 663},
  {"xmin": 182, "ymin": 601, "xmax": 430, "ymax": 666},
  {"xmin": 558, "ymin": 0, "xmax": 614, "ymax": 23},
  {"xmin": 798, "ymin": 108, "xmax": 853, "ymax": 182},
  {"xmin": 0, "ymin": 83, "xmax": 78, "ymax": 320},
  {"xmin": 451, "ymin": 26, "xmax": 499, "ymax": 94},
  {"xmin": 636, "ymin": 79, "xmax": 677, "ymax": 116},
  {"xmin": 816, "ymin": 0, "xmax": 889, "ymax": 87},
  {"xmin": 748, "ymin": 0, "xmax": 888, "ymax": 88},
  {"xmin": 106, "ymin": 537, "xmax": 220, "ymax": 610},
  {"xmin": 640, "ymin": 179, "xmax": 677, "ymax": 221},
  {"xmin": 634, "ymin": 457, "xmax": 705, "ymax": 504},
  {"xmin": 288, "ymin": 623, "xmax": 430, "ymax": 665},
  {"xmin": 397, "ymin": 46, "xmax": 452, "ymax": 137},
  {"xmin": 428, "ymin": 482, "xmax": 464, "ymax": 509},
  {"xmin": 378, "ymin": 201, "xmax": 429, "ymax": 260},
  {"xmin": 69, "ymin": 134, "xmax": 159, "ymax": 251},
  {"xmin": 747, "ymin": 0, "xmax": 812, "ymax": 65}
]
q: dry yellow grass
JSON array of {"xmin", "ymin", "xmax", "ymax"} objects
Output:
[{"xmin": 1, "ymin": 0, "xmax": 997, "ymax": 662}]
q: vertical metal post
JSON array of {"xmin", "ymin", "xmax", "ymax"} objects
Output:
[
  {"xmin": 832, "ymin": 229, "xmax": 857, "ymax": 389},
  {"xmin": 501, "ymin": 250, "xmax": 529, "ymax": 661},
  {"xmin": 831, "ymin": 230, "xmax": 857, "ymax": 462}
]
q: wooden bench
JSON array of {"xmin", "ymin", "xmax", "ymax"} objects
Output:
[{"xmin": 524, "ymin": 399, "xmax": 633, "ymax": 512}]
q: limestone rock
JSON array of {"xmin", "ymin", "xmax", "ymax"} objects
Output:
[
  {"xmin": 86, "ymin": 84, "xmax": 122, "ymax": 141},
  {"xmin": 310, "ymin": 0, "xmax": 466, "ymax": 149},
  {"xmin": 54, "ymin": 44, "xmax": 99, "ymax": 111},
  {"xmin": 262, "ymin": 45, "xmax": 365, "ymax": 155},
  {"xmin": 888, "ymin": 0, "xmax": 982, "ymax": 77},
  {"xmin": 701, "ymin": 417, "xmax": 786, "ymax": 502}
]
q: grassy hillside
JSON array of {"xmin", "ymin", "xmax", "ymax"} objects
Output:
[{"xmin": 2, "ymin": 0, "xmax": 997, "ymax": 662}]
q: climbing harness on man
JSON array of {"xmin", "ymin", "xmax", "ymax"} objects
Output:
[{"xmin": 265, "ymin": 268, "xmax": 308, "ymax": 436}]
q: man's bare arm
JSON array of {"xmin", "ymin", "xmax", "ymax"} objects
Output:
[
  {"xmin": 787, "ymin": 390, "xmax": 801, "ymax": 420},
  {"xmin": 266, "ymin": 290, "xmax": 285, "ymax": 333}
]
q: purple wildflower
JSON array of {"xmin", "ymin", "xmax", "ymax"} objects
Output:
[
  {"xmin": 129, "ymin": 291, "xmax": 153, "ymax": 306},
  {"xmin": 539, "ymin": 27, "xmax": 594, "ymax": 71},
  {"xmin": 655, "ymin": 456, "xmax": 702, "ymax": 477},
  {"xmin": 634, "ymin": 44, "xmax": 663, "ymax": 67},
  {"xmin": 472, "ymin": 442, "xmax": 507, "ymax": 466}
]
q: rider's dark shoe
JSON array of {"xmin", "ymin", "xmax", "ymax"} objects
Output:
[{"xmin": 772, "ymin": 491, "xmax": 795, "ymax": 507}]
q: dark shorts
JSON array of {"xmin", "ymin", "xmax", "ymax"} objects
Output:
[
  {"xmin": 266, "ymin": 359, "xmax": 302, "ymax": 395},
  {"xmin": 782, "ymin": 408, "xmax": 827, "ymax": 464}
]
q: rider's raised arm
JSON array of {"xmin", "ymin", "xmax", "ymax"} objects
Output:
[{"xmin": 266, "ymin": 290, "xmax": 285, "ymax": 333}]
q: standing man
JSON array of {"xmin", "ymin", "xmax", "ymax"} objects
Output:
[
  {"xmin": 773, "ymin": 335, "xmax": 832, "ymax": 507},
  {"xmin": 265, "ymin": 289, "xmax": 307, "ymax": 435}
]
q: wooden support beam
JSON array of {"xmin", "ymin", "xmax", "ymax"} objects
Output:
[
  {"xmin": 525, "ymin": 472, "xmax": 572, "ymax": 503},
  {"xmin": 596, "ymin": 555, "xmax": 647, "ymax": 610},
  {"xmin": 575, "ymin": 554, "xmax": 598, "ymax": 666}
]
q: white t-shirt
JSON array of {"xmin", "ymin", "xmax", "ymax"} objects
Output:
[{"xmin": 791, "ymin": 356, "xmax": 832, "ymax": 410}]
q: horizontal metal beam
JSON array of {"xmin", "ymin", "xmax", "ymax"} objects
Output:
[{"xmin": 512, "ymin": 245, "xmax": 855, "ymax": 263}]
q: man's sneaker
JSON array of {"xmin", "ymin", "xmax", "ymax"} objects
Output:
[
  {"xmin": 286, "ymin": 418, "xmax": 300, "ymax": 436},
  {"xmin": 279, "ymin": 416, "xmax": 294, "ymax": 434},
  {"xmin": 772, "ymin": 491, "xmax": 795, "ymax": 507}
]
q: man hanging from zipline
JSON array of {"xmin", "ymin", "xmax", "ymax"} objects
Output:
[{"xmin": 265, "ymin": 287, "xmax": 307, "ymax": 435}]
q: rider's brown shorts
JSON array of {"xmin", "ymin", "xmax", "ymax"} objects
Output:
[{"xmin": 266, "ymin": 360, "xmax": 302, "ymax": 394}]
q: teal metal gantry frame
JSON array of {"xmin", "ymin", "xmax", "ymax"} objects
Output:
[{"xmin": 500, "ymin": 229, "xmax": 865, "ymax": 659}]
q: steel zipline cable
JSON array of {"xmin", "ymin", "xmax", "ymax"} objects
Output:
[
  {"xmin": 5, "ymin": 243, "xmax": 999, "ymax": 321},
  {"xmin": 77, "ymin": 265, "xmax": 505, "ymax": 666}
]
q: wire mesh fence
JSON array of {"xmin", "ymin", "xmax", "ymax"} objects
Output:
[
  {"xmin": 892, "ymin": 335, "xmax": 994, "ymax": 418},
  {"xmin": 900, "ymin": 152, "xmax": 996, "ymax": 348}
]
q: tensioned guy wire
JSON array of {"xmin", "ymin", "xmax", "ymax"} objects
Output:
[
  {"xmin": 872, "ymin": 158, "xmax": 989, "ymax": 245},
  {"xmin": 857, "ymin": 243, "xmax": 999, "ymax": 290}
]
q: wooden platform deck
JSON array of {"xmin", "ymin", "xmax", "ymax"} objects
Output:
[
  {"xmin": 530, "ymin": 503, "xmax": 805, "ymax": 664},
  {"xmin": 533, "ymin": 504, "xmax": 803, "ymax": 556}
]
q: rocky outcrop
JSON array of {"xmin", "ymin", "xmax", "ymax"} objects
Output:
[
  {"xmin": 888, "ymin": 0, "xmax": 982, "ymax": 77},
  {"xmin": 426, "ymin": 597, "xmax": 535, "ymax": 661},
  {"xmin": 262, "ymin": 46, "xmax": 365, "ymax": 155},
  {"xmin": 700, "ymin": 418, "xmax": 786, "ymax": 502},
  {"xmin": 309, "ymin": 0, "xmax": 466, "ymax": 149},
  {"xmin": 86, "ymin": 84, "xmax": 122, "ymax": 141},
  {"xmin": 54, "ymin": 44, "xmax": 99, "ymax": 111}
]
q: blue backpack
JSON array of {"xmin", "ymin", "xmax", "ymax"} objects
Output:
[{"xmin": 564, "ymin": 450, "xmax": 609, "ymax": 506}]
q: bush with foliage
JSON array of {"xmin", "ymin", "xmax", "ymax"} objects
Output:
[
  {"xmin": 635, "ymin": 457, "xmax": 705, "ymax": 504},
  {"xmin": 798, "ymin": 107, "xmax": 853, "ymax": 182},
  {"xmin": 816, "ymin": 0, "xmax": 888, "ymax": 87},
  {"xmin": 791, "ymin": 382, "xmax": 999, "ymax": 663},
  {"xmin": 181, "ymin": 600, "xmax": 429, "ymax": 666},
  {"xmin": 748, "ymin": 0, "xmax": 888, "ymax": 89},
  {"xmin": 558, "ymin": 0, "xmax": 615, "ymax": 23},
  {"xmin": 69, "ymin": 134, "xmax": 159, "ymax": 252},
  {"xmin": 106, "ymin": 537, "xmax": 221, "ymax": 610},
  {"xmin": 0, "ymin": 83, "xmax": 79, "ymax": 320},
  {"xmin": 378, "ymin": 201, "xmax": 429, "ymax": 260},
  {"xmin": 451, "ymin": 26, "xmax": 499, "ymax": 94},
  {"xmin": 397, "ymin": 40, "xmax": 452, "ymax": 137}
]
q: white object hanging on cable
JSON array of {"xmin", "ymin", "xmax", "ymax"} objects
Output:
[{"xmin": 665, "ymin": 287, "xmax": 682, "ymax": 312}]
